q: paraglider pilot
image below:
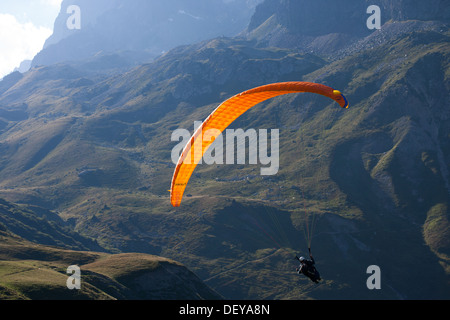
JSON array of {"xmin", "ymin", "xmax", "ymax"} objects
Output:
[{"xmin": 296, "ymin": 249, "xmax": 321, "ymax": 283}]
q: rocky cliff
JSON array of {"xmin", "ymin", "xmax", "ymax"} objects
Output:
[
  {"xmin": 245, "ymin": 0, "xmax": 450, "ymax": 55},
  {"xmin": 32, "ymin": 0, "xmax": 260, "ymax": 68}
]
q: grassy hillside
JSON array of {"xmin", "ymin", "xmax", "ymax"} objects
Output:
[{"xmin": 0, "ymin": 224, "xmax": 220, "ymax": 300}]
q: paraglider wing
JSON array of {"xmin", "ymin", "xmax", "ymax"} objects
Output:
[{"xmin": 170, "ymin": 81, "xmax": 348, "ymax": 207}]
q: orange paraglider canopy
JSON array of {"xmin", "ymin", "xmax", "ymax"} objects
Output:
[{"xmin": 170, "ymin": 81, "xmax": 349, "ymax": 207}]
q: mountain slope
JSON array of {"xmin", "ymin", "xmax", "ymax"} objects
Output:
[
  {"xmin": 244, "ymin": 0, "xmax": 450, "ymax": 57},
  {"xmin": 0, "ymin": 220, "xmax": 220, "ymax": 300},
  {"xmin": 32, "ymin": 0, "xmax": 260, "ymax": 68},
  {"xmin": 0, "ymin": 198, "xmax": 102, "ymax": 251},
  {"xmin": 2, "ymin": 29, "xmax": 448, "ymax": 299}
]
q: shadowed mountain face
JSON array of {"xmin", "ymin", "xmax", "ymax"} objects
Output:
[
  {"xmin": 248, "ymin": 0, "xmax": 450, "ymax": 35},
  {"xmin": 0, "ymin": 0, "xmax": 449, "ymax": 300},
  {"xmin": 32, "ymin": 0, "xmax": 261, "ymax": 68},
  {"xmin": 0, "ymin": 219, "xmax": 221, "ymax": 300},
  {"xmin": 245, "ymin": 0, "xmax": 450, "ymax": 55}
]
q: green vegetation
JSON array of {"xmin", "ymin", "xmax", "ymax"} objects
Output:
[
  {"xmin": 0, "ymin": 226, "xmax": 220, "ymax": 300},
  {"xmin": 0, "ymin": 25, "xmax": 449, "ymax": 299}
]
